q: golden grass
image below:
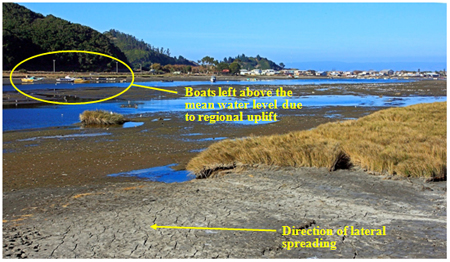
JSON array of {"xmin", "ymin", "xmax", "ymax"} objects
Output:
[
  {"xmin": 187, "ymin": 102, "xmax": 447, "ymax": 179},
  {"xmin": 79, "ymin": 110, "xmax": 125, "ymax": 126}
]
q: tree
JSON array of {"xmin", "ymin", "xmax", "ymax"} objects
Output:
[
  {"xmin": 229, "ymin": 62, "xmax": 241, "ymax": 75},
  {"xmin": 184, "ymin": 65, "xmax": 192, "ymax": 73},
  {"xmin": 162, "ymin": 64, "xmax": 173, "ymax": 72},
  {"xmin": 151, "ymin": 63, "xmax": 161, "ymax": 71},
  {"xmin": 280, "ymin": 62, "xmax": 285, "ymax": 69},
  {"xmin": 201, "ymin": 56, "xmax": 215, "ymax": 66},
  {"xmin": 217, "ymin": 62, "xmax": 229, "ymax": 72},
  {"xmin": 105, "ymin": 29, "xmax": 195, "ymax": 68},
  {"xmin": 3, "ymin": 3, "xmax": 129, "ymax": 71}
]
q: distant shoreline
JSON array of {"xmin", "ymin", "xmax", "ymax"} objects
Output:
[
  {"xmin": 3, "ymin": 72, "xmax": 326, "ymax": 85},
  {"xmin": 3, "ymin": 71, "xmax": 442, "ymax": 86}
]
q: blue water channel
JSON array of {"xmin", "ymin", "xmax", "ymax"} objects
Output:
[
  {"xmin": 3, "ymin": 95, "xmax": 447, "ymax": 131},
  {"xmin": 3, "ymin": 94, "xmax": 446, "ymax": 131},
  {"xmin": 3, "ymin": 79, "xmax": 446, "ymax": 131}
]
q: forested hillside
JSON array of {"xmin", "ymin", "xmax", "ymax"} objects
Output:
[
  {"xmin": 3, "ymin": 3, "xmax": 129, "ymax": 71},
  {"xmin": 3, "ymin": 3, "xmax": 281, "ymax": 73},
  {"xmin": 198, "ymin": 54, "xmax": 283, "ymax": 74},
  {"xmin": 104, "ymin": 29, "xmax": 196, "ymax": 70},
  {"xmin": 229, "ymin": 54, "xmax": 283, "ymax": 70}
]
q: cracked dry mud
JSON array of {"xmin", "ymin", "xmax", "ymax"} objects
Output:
[{"xmin": 3, "ymin": 167, "xmax": 446, "ymax": 258}]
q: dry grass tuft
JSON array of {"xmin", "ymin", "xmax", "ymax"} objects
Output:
[
  {"xmin": 79, "ymin": 110, "xmax": 125, "ymax": 126},
  {"xmin": 187, "ymin": 102, "xmax": 446, "ymax": 179}
]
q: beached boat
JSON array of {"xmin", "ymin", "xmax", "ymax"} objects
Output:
[
  {"xmin": 210, "ymin": 76, "xmax": 216, "ymax": 82},
  {"xmin": 56, "ymin": 76, "xmax": 76, "ymax": 82},
  {"xmin": 74, "ymin": 77, "xmax": 91, "ymax": 83},
  {"xmin": 21, "ymin": 78, "xmax": 33, "ymax": 83},
  {"xmin": 21, "ymin": 76, "xmax": 44, "ymax": 83}
]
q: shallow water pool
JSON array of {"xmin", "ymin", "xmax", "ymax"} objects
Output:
[{"xmin": 107, "ymin": 164, "xmax": 195, "ymax": 183}]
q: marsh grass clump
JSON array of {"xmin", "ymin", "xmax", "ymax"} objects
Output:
[
  {"xmin": 187, "ymin": 102, "xmax": 446, "ymax": 180},
  {"xmin": 79, "ymin": 110, "xmax": 126, "ymax": 126}
]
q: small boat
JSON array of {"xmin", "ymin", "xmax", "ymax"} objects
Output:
[
  {"xmin": 56, "ymin": 76, "xmax": 76, "ymax": 82},
  {"xmin": 21, "ymin": 78, "xmax": 33, "ymax": 83},
  {"xmin": 74, "ymin": 77, "xmax": 91, "ymax": 84},
  {"xmin": 95, "ymin": 77, "xmax": 117, "ymax": 82},
  {"xmin": 21, "ymin": 76, "xmax": 44, "ymax": 83},
  {"xmin": 210, "ymin": 76, "xmax": 216, "ymax": 82}
]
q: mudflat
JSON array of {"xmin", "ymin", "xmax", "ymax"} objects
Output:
[
  {"xmin": 3, "ymin": 80, "xmax": 447, "ymax": 258},
  {"xmin": 3, "ymin": 166, "xmax": 446, "ymax": 258}
]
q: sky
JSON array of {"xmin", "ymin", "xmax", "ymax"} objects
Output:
[{"xmin": 20, "ymin": 2, "xmax": 447, "ymax": 70}]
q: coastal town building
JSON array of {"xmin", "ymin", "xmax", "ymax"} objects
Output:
[
  {"xmin": 424, "ymin": 72, "xmax": 440, "ymax": 77},
  {"xmin": 250, "ymin": 69, "xmax": 262, "ymax": 75},
  {"xmin": 368, "ymin": 70, "xmax": 377, "ymax": 76},
  {"xmin": 240, "ymin": 69, "xmax": 250, "ymax": 75},
  {"xmin": 281, "ymin": 69, "xmax": 296, "ymax": 75},
  {"xmin": 329, "ymin": 71, "xmax": 341, "ymax": 77},
  {"xmin": 202, "ymin": 66, "xmax": 442, "ymax": 79},
  {"xmin": 262, "ymin": 69, "xmax": 276, "ymax": 75},
  {"xmin": 380, "ymin": 69, "xmax": 394, "ymax": 76}
]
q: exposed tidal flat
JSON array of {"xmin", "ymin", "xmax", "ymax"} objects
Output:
[{"xmin": 3, "ymin": 79, "xmax": 447, "ymax": 258}]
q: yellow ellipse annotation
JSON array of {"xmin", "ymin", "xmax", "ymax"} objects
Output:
[
  {"xmin": 10, "ymin": 50, "xmax": 135, "ymax": 105},
  {"xmin": 10, "ymin": 50, "xmax": 178, "ymax": 105}
]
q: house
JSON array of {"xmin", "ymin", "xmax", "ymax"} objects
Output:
[
  {"xmin": 294, "ymin": 70, "xmax": 307, "ymax": 76},
  {"xmin": 329, "ymin": 71, "xmax": 341, "ymax": 77},
  {"xmin": 368, "ymin": 70, "xmax": 378, "ymax": 76},
  {"xmin": 281, "ymin": 69, "xmax": 297, "ymax": 75},
  {"xmin": 358, "ymin": 71, "xmax": 369, "ymax": 76},
  {"xmin": 424, "ymin": 72, "xmax": 439, "ymax": 77},
  {"xmin": 343, "ymin": 71, "xmax": 353, "ymax": 77},
  {"xmin": 251, "ymin": 69, "xmax": 262, "ymax": 75},
  {"xmin": 315, "ymin": 71, "xmax": 327, "ymax": 76},
  {"xmin": 305, "ymin": 70, "xmax": 316, "ymax": 76},
  {"xmin": 380, "ymin": 69, "xmax": 394, "ymax": 76},
  {"xmin": 262, "ymin": 69, "xmax": 276, "ymax": 75},
  {"xmin": 240, "ymin": 69, "xmax": 250, "ymax": 75},
  {"xmin": 222, "ymin": 69, "xmax": 230, "ymax": 73}
]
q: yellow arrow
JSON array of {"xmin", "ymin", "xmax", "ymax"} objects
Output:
[
  {"xmin": 131, "ymin": 83, "xmax": 178, "ymax": 94},
  {"xmin": 150, "ymin": 224, "xmax": 276, "ymax": 232}
]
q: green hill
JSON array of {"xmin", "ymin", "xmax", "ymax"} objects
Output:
[
  {"xmin": 3, "ymin": 3, "xmax": 282, "ymax": 73},
  {"xmin": 223, "ymin": 54, "xmax": 283, "ymax": 70},
  {"xmin": 3, "ymin": 3, "xmax": 129, "ymax": 71},
  {"xmin": 104, "ymin": 29, "xmax": 196, "ymax": 70}
]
